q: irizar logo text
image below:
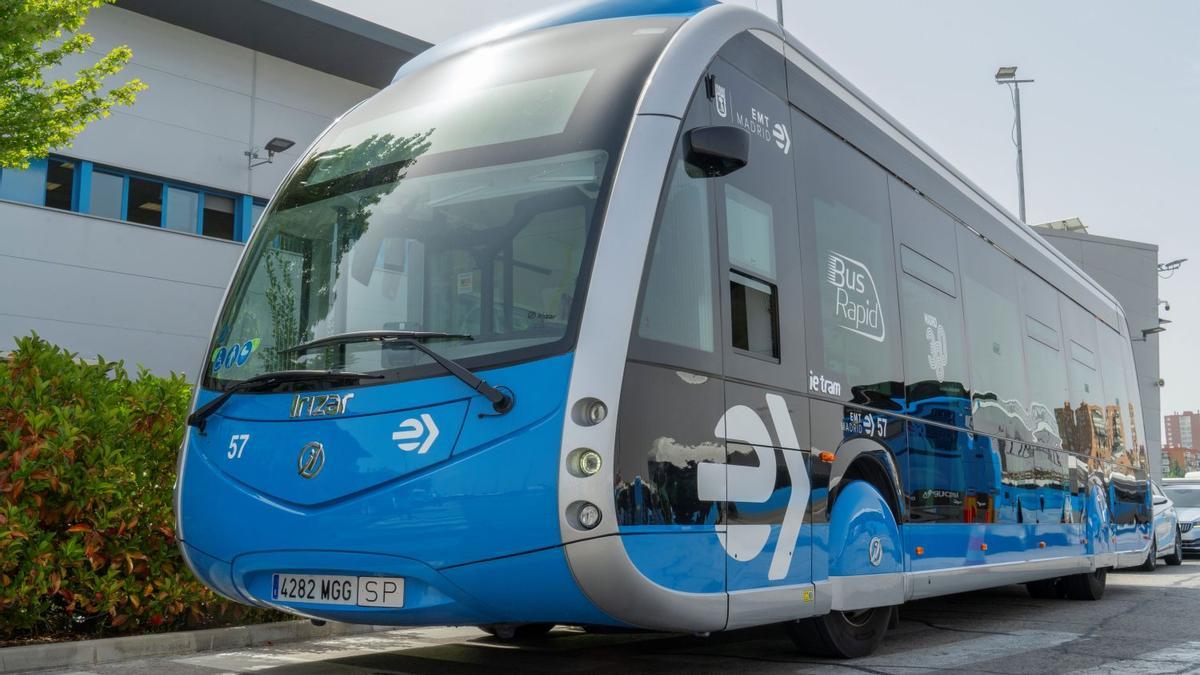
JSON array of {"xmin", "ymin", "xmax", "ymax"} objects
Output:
[
  {"xmin": 827, "ymin": 251, "xmax": 885, "ymax": 342},
  {"xmin": 697, "ymin": 394, "xmax": 811, "ymax": 581}
]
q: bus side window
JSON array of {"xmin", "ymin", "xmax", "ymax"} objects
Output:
[
  {"xmin": 725, "ymin": 185, "xmax": 778, "ymax": 359},
  {"xmin": 958, "ymin": 232, "xmax": 1030, "ymax": 440},
  {"xmin": 1019, "ymin": 269, "xmax": 1070, "ymax": 450},
  {"xmin": 888, "ymin": 179, "xmax": 970, "ymax": 421},
  {"xmin": 795, "ymin": 114, "xmax": 902, "ymax": 409},
  {"xmin": 1059, "ymin": 296, "xmax": 1105, "ymax": 460},
  {"xmin": 1097, "ymin": 322, "xmax": 1133, "ymax": 466},
  {"xmin": 636, "ymin": 159, "xmax": 718, "ymax": 357}
]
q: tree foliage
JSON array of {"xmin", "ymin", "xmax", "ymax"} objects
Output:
[{"xmin": 0, "ymin": 0, "xmax": 146, "ymax": 169}]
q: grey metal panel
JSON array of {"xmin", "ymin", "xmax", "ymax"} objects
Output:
[
  {"xmin": 830, "ymin": 572, "xmax": 905, "ymax": 611},
  {"xmin": 636, "ymin": 5, "xmax": 783, "ymax": 119},
  {"xmin": 116, "ymin": 0, "xmax": 429, "ymax": 88},
  {"xmin": 727, "ymin": 583, "xmax": 822, "ymax": 629},
  {"xmin": 0, "ymin": 201, "xmax": 241, "ymax": 380}
]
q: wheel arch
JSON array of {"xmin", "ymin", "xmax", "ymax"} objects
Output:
[{"xmin": 828, "ymin": 437, "xmax": 905, "ymax": 523}]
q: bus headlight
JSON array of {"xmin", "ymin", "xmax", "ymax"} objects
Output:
[{"xmin": 568, "ymin": 448, "xmax": 603, "ymax": 477}]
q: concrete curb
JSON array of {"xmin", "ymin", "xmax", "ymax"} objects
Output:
[{"xmin": 0, "ymin": 620, "xmax": 390, "ymax": 673}]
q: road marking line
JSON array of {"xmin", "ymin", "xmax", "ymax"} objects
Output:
[{"xmin": 1066, "ymin": 641, "xmax": 1200, "ymax": 674}]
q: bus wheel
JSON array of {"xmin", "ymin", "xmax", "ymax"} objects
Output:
[
  {"xmin": 1025, "ymin": 578, "xmax": 1064, "ymax": 599},
  {"xmin": 481, "ymin": 623, "xmax": 555, "ymax": 640},
  {"xmin": 786, "ymin": 606, "xmax": 893, "ymax": 658},
  {"xmin": 1165, "ymin": 530, "xmax": 1184, "ymax": 566},
  {"xmin": 1137, "ymin": 539, "xmax": 1158, "ymax": 571},
  {"xmin": 1063, "ymin": 568, "xmax": 1106, "ymax": 601}
]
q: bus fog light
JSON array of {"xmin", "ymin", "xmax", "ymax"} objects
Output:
[
  {"xmin": 573, "ymin": 398, "xmax": 608, "ymax": 426},
  {"xmin": 577, "ymin": 502, "xmax": 602, "ymax": 530}
]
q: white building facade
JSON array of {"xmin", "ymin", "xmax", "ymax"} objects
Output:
[{"xmin": 0, "ymin": 0, "xmax": 426, "ymax": 376}]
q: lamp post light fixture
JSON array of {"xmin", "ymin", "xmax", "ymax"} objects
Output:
[
  {"xmin": 245, "ymin": 136, "xmax": 296, "ymax": 170},
  {"xmin": 995, "ymin": 66, "xmax": 1035, "ymax": 223}
]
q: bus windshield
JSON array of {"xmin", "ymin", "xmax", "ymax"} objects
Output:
[{"xmin": 202, "ymin": 17, "xmax": 679, "ymax": 389}]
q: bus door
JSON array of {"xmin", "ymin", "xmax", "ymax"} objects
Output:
[{"xmin": 706, "ymin": 56, "xmax": 815, "ymax": 608}]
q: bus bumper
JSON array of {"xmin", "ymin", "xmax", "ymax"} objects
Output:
[{"xmin": 180, "ymin": 542, "xmax": 616, "ymax": 627}]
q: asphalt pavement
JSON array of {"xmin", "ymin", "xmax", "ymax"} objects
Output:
[{"xmin": 33, "ymin": 560, "xmax": 1200, "ymax": 674}]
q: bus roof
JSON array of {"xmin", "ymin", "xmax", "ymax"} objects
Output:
[{"xmin": 390, "ymin": 0, "xmax": 718, "ymax": 84}]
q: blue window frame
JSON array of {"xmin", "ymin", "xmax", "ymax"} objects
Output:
[{"xmin": 0, "ymin": 153, "xmax": 265, "ymax": 243}]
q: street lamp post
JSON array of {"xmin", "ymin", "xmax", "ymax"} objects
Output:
[{"xmin": 995, "ymin": 66, "xmax": 1034, "ymax": 223}]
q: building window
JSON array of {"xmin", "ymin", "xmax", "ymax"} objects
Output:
[
  {"xmin": 127, "ymin": 177, "xmax": 163, "ymax": 226},
  {"xmin": 165, "ymin": 186, "xmax": 199, "ymax": 233},
  {"xmin": 44, "ymin": 159, "xmax": 75, "ymax": 210},
  {"xmin": 250, "ymin": 202, "xmax": 266, "ymax": 232},
  {"xmin": 203, "ymin": 194, "xmax": 236, "ymax": 240},
  {"xmin": 90, "ymin": 171, "xmax": 124, "ymax": 220},
  {"xmin": 0, "ymin": 159, "xmax": 47, "ymax": 205}
]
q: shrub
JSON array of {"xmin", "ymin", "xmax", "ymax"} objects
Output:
[{"xmin": 0, "ymin": 334, "xmax": 278, "ymax": 640}]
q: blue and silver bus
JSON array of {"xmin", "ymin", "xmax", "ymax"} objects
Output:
[{"xmin": 175, "ymin": 0, "xmax": 1152, "ymax": 658}]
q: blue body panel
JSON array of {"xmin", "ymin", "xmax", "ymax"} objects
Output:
[
  {"xmin": 828, "ymin": 482, "xmax": 902, "ymax": 577},
  {"xmin": 178, "ymin": 354, "xmax": 614, "ymax": 625}
]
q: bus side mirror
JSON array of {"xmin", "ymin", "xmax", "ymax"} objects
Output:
[{"xmin": 685, "ymin": 126, "xmax": 750, "ymax": 178}]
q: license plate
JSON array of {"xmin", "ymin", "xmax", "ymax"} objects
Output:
[{"xmin": 271, "ymin": 574, "xmax": 404, "ymax": 607}]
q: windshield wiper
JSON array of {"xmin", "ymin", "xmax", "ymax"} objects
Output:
[
  {"xmin": 187, "ymin": 369, "xmax": 383, "ymax": 432},
  {"xmin": 281, "ymin": 330, "xmax": 514, "ymax": 414}
]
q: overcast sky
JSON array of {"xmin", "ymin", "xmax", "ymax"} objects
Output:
[{"xmin": 320, "ymin": 0, "xmax": 1199, "ymax": 424}]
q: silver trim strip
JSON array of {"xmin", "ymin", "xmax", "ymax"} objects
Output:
[
  {"xmin": 728, "ymin": 583, "xmax": 821, "ymax": 629},
  {"xmin": 907, "ymin": 556, "xmax": 1091, "ymax": 601},
  {"xmin": 565, "ymin": 537, "xmax": 727, "ymax": 632},
  {"xmin": 1114, "ymin": 541, "xmax": 1153, "ymax": 569},
  {"xmin": 831, "ymin": 572, "xmax": 905, "ymax": 611},
  {"xmin": 557, "ymin": 5, "xmax": 789, "ymax": 633}
]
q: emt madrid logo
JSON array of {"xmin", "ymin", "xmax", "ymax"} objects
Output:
[
  {"xmin": 212, "ymin": 339, "xmax": 260, "ymax": 372},
  {"xmin": 826, "ymin": 251, "xmax": 885, "ymax": 343}
]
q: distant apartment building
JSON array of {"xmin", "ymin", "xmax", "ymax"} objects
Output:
[
  {"xmin": 1165, "ymin": 411, "xmax": 1199, "ymax": 451},
  {"xmin": 1164, "ymin": 443, "xmax": 1200, "ymax": 478}
]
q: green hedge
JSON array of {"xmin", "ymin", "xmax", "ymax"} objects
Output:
[{"xmin": 0, "ymin": 334, "xmax": 278, "ymax": 640}]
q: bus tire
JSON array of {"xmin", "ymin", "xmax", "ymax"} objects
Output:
[
  {"xmin": 1063, "ymin": 568, "xmax": 1106, "ymax": 601},
  {"xmin": 481, "ymin": 623, "xmax": 555, "ymax": 640},
  {"xmin": 1165, "ymin": 530, "xmax": 1184, "ymax": 566},
  {"xmin": 1137, "ymin": 539, "xmax": 1157, "ymax": 571},
  {"xmin": 786, "ymin": 607, "xmax": 892, "ymax": 658},
  {"xmin": 1025, "ymin": 578, "xmax": 1063, "ymax": 599}
]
